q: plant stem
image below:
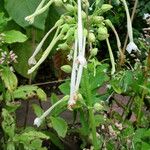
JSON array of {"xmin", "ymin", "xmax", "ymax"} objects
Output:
[{"xmin": 83, "ymin": 68, "xmax": 99, "ymax": 150}]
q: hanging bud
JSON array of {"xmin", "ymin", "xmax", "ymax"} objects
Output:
[
  {"xmin": 101, "ymin": 4, "xmax": 113, "ymax": 13},
  {"xmin": 88, "ymin": 32, "xmax": 96, "ymax": 43},
  {"xmin": 61, "ymin": 65, "xmax": 72, "ymax": 73},
  {"xmin": 58, "ymin": 43, "xmax": 70, "ymax": 51},
  {"xmin": 54, "ymin": 0, "xmax": 63, "ymax": 7},
  {"xmin": 90, "ymin": 48, "xmax": 98, "ymax": 57},
  {"xmin": 98, "ymin": 26, "xmax": 109, "ymax": 41},
  {"xmin": 90, "ymin": 16, "xmax": 104, "ymax": 25},
  {"xmin": 65, "ymin": 4, "xmax": 75, "ymax": 13}
]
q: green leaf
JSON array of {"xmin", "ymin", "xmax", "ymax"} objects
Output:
[
  {"xmin": 0, "ymin": 12, "xmax": 10, "ymax": 32},
  {"xmin": 37, "ymin": 88, "xmax": 47, "ymax": 101},
  {"xmin": 59, "ymin": 81, "xmax": 70, "ymax": 95},
  {"xmin": 3, "ymin": 85, "xmax": 47, "ymax": 101},
  {"xmin": 4, "ymin": 0, "xmax": 49, "ymax": 30},
  {"xmin": 1, "ymin": 66, "xmax": 18, "ymax": 92},
  {"xmin": 2, "ymin": 109, "xmax": 15, "ymax": 138},
  {"xmin": 3, "ymin": 30, "xmax": 27, "ymax": 44},
  {"xmin": 50, "ymin": 93, "xmax": 59, "ymax": 105},
  {"xmin": 44, "ymin": 131, "xmax": 64, "ymax": 150},
  {"xmin": 13, "ymin": 85, "xmax": 47, "ymax": 101},
  {"xmin": 14, "ymin": 131, "xmax": 49, "ymax": 142},
  {"xmin": 50, "ymin": 116, "xmax": 68, "ymax": 138},
  {"xmin": 141, "ymin": 142, "xmax": 150, "ymax": 150},
  {"xmin": 32, "ymin": 104, "xmax": 44, "ymax": 117}
]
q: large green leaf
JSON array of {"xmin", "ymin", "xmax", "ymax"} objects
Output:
[
  {"xmin": 3, "ymin": 30, "xmax": 27, "ymax": 44},
  {"xmin": 1, "ymin": 66, "xmax": 18, "ymax": 92},
  {"xmin": 50, "ymin": 116, "xmax": 68, "ymax": 138},
  {"xmin": 2, "ymin": 85, "xmax": 47, "ymax": 101},
  {"xmin": 4, "ymin": 0, "xmax": 49, "ymax": 30}
]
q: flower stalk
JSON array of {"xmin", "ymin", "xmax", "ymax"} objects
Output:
[{"xmin": 106, "ymin": 38, "xmax": 115, "ymax": 75}]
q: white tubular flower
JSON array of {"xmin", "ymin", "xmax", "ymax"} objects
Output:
[
  {"xmin": 126, "ymin": 41, "xmax": 139, "ymax": 54},
  {"xmin": 121, "ymin": 0, "xmax": 139, "ymax": 53},
  {"xmin": 34, "ymin": 117, "xmax": 42, "ymax": 127},
  {"xmin": 33, "ymin": 95, "xmax": 69, "ymax": 127}
]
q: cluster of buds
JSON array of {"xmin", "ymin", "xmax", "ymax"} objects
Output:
[
  {"xmin": 0, "ymin": 33, "xmax": 5, "ymax": 45},
  {"xmin": 0, "ymin": 50, "xmax": 17, "ymax": 65}
]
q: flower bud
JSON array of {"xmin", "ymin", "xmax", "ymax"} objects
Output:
[
  {"xmin": 65, "ymin": 4, "xmax": 75, "ymax": 13},
  {"xmin": 101, "ymin": 4, "xmax": 112, "ymax": 13},
  {"xmin": 97, "ymin": 26, "xmax": 109, "ymax": 41},
  {"xmin": 94, "ymin": 103, "xmax": 103, "ymax": 112},
  {"xmin": 60, "ymin": 24, "xmax": 70, "ymax": 34},
  {"xmin": 61, "ymin": 65, "xmax": 72, "ymax": 73},
  {"xmin": 90, "ymin": 16, "xmax": 104, "ymax": 25},
  {"xmin": 88, "ymin": 32, "xmax": 96, "ymax": 43},
  {"xmin": 90, "ymin": 48, "xmax": 98, "ymax": 56},
  {"xmin": 55, "ymin": 18, "xmax": 64, "ymax": 27},
  {"xmin": 58, "ymin": 43, "xmax": 70, "ymax": 51},
  {"xmin": 54, "ymin": 0, "xmax": 63, "ymax": 7}
]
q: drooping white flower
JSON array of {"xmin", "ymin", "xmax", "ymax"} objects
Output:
[
  {"xmin": 126, "ymin": 41, "xmax": 139, "ymax": 54},
  {"xmin": 121, "ymin": 0, "xmax": 139, "ymax": 53},
  {"xmin": 34, "ymin": 117, "xmax": 42, "ymax": 127}
]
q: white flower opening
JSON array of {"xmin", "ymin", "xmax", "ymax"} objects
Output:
[{"xmin": 126, "ymin": 41, "xmax": 139, "ymax": 54}]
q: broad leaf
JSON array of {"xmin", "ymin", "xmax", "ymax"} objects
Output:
[
  {"xmin": 2, "ymin": 109, "xmax": 15, "ymax": 138},
  {"xmin": 32, "ymin": 104, "xmax": 44, "ymax": 117},
  {"xmin": 50, "ymin": 116, "xmax": 68, "ymax": 138},
  {"xmin": 3, "ymin": 30, "xmax": 27, "ymax": 44},
  {"xmin": 1, "ymin": 66, "xmax": 18, "ymax": 92}
]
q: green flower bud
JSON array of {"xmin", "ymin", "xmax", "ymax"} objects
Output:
[
  {"xmin": 64, "ymin": 16, "xmax": 75, "ymax": 24},
  {"xmin": 61, "ymin": 24, "xmax": 70, "ymax": 34},
  {"xmin": 94, "ymin": 103, "xmax": 103, "ymax": 112},
  {"xmin": 58, "ymin": 43, "xmax": 70, "ymax": 51},
  {"xmin": 90, "ymin": 16, "xmax": 104, "ymax": 25},
  {"xmin": 54, "ymin": 0, "xmax": 63, "ymax": 7},
  {"xmin": 65, "ymin": 4, "xmax": 75, "ymax": 13},
  {"xmin": 104, "ymin": 19, "xmax": 112, "ymax": 27},
  {"xmin": 97, "ymin": 26, "xmax": 109, "ymax": 41},
  {"xmin": 55, "ymin": 18, "xmax": 64, "ymax": 27},
  {"xmin": 63, "ymin": 27, "xmax": 75, "ymax": 40},
  {"xmin": 61, "ymin": 65, "xmax": 72, "ymax": 73},
  {"xmin": 82, "ymin": 11, "xmax": 87, "ymax": 20},
  {"xmin": 101, "ymin": 4, "xmax": 113, "ymax": 13},
  {"xmin": 88, "ymin": 32, "xmax": 96, "ymax": 43},
  {"xmin": 90, "ymin": 48, "xmax": 98, "ymax": 56}
]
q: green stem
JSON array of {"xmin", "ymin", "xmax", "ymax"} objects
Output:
[
  {"xmin": 106, "ymin": 38, "xmax": 115, "ymax": 75},
  {"xmin": 83, "ymin": 68, "xmax": 99, "ymax": 150}
]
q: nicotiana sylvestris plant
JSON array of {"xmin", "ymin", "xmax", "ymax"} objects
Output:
[{"xmin": 25, "ymin": 0, "xmax": 141, "ymax": 149}]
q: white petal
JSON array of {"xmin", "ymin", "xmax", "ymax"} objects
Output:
[
  {"xmin": 34, "ymin": 117, "xmax": 42, "ymax": 127},
  {"xmin": 28, "ymin": 57, "xmax": 37, "ymax": 65},
  {"xmin": 25, "ymin": 16, "xmax": 34, "ymax": 24},
  {"xmin": 126, "ymin": 42, "xmax": 139, "ymax": 54}
]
